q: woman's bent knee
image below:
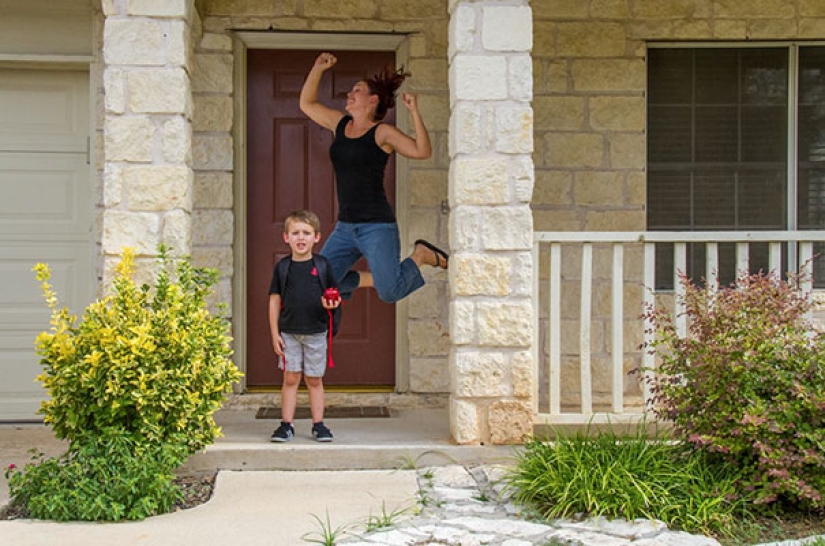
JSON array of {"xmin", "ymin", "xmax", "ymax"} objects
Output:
[{"xmin": 374, "ymin": 285, "xmax": 403, "ymax": 304}]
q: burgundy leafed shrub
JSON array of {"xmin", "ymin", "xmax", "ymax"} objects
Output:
[{"xmin": 645, "ymin": 271, "xmax": 825, "ymax": 508}]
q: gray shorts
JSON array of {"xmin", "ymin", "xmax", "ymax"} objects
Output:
[{"xmin": 279, "ymin": 332, "xmax": 328, "ymax": 377}]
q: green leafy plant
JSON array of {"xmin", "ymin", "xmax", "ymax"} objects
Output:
[
  {"xmin": 362, "ymin": 501, "xmax": 413, "ymax": 532},
  {"xmin": 645, "ymin": 271, "xmax": 825, "ymax": 508},
  {"xmin": 505, "ymin": 426, "xmax": 750, "ymax": 536},
  {"xmin": 415, "ymin": 488, "xmax": 444, "ymax": 509},
  {"xmin": 5, "ymin": 247, "xmax": 242, "ymax": 521},
  {"xmin": 391, "ymin": 449, "xmax": 456, "ymax": 470},
  {"xmin": 302, "ymin": 510, "xmax": 351, "ymax": 545},
  {"xmin": 6, "ymin": 439, "xmax": 178, "ymax": 521}
]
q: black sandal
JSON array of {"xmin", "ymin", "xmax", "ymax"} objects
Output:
[{"xmin": 415, "ymin": 239, "xmax": 449, "ymax": 269}]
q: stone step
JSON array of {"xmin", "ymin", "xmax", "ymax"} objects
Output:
[{"xmin": 182, "ymin": 408, "xmax": 520, "ymax": 472}]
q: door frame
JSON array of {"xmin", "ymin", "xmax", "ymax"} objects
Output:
[{"xmin": 232, "ymin": 32, "xmax": 411, "ymax": 392}]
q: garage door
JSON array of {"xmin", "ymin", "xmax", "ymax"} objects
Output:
[{"xmin": 0, "ymin": 68, "xmax": 93, "ymax": 421}]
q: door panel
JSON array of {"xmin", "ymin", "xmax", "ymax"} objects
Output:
[
  {"xmin": 0, "ymin": 243, "xmax": 93, "ymax": 420},
  {"xmin": 0, "ymin": 69, "xmax": 90, "ymax": 153},
  {"xmin": 0, "ymin": 68, "xmax": 92, "ymax": 421},
  {"xmin": 0, "ymin": 152, "xmax": 90, "ymax": 237},
  {"xmin": 246, "ymin": 49, "xmax": 397, "ymax": 388}
]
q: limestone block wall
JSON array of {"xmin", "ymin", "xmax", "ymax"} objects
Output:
[
  {"xmin": 530, "ymin": 0, "xmax": 825, "ymax": 412},
  {"xmin": 192, "ymin": 0, "xmax": 452, "ymax": 394},
  {"xmin": 99, "ymin": 0, "xmax": 196, "ymax": 286},
  {"xmin": 448, "ymin": 0, "xmax": 534, "ymax": 444}
]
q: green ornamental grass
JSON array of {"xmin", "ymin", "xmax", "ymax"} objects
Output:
[{"xmin": 505, "ymin": 426, "xmax": 750, "ymax": 537}]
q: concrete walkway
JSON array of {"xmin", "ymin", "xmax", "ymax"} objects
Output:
[
  {"xmin": 2, "ymin": 412, "xmax": 824, "ymax": 545},
  {"xmin": 1, "ymin": 470, "xmax": 418, "ymax": 546},
  {"xmin": 0, "ymin": 408, "xmax": 514, "ymax": 545}
]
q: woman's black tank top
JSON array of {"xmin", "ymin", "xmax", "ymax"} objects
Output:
[{"xmin": 329, "ymin": 115, "xmax": 395, "ymax": 223}]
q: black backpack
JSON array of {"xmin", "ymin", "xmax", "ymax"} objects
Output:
[{"xmin": 276, "ymin": 254, "xmax": 341, "ymax": 337}]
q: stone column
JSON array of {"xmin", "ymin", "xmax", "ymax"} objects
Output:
[
  {"xmin": 448, "ymin": 0, "xmax": 535, "ymax": 444},
  {"xmin": 100, "ymin": 0, "xmax": 194, "ymax": 282}
]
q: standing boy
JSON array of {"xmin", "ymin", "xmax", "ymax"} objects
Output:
[{"xmin": 268, "ymin": 210, "xmax": 341, "ymax": 442}]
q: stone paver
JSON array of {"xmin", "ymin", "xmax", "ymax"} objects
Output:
[{"xmin": 338, "ymin": 464, "xmax": 824, "ymax": 546}]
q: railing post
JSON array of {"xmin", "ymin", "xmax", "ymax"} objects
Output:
[
  {"xmin": 769, "ymin": 242, "xmax": 782, "ymax": 276},
  {"xmin": 532, "ymin": 241, "xmax": 540, "ymax": 414},
  {"xmin": 674, "ymin": 242, "xmax": 687, "ymax": 338},
  {"xmin": 612, "ymin": 243, "xmax": 624, "ymax": 414},
  {"xmin": 643, "ymin": 242, "xmax": 656, "ymax": 411},
  {"xmin": 549, "ymin": 243, "xmax": 561, "ymax": 416},
  {"xmin": 706, "ymin": 242, "xmax": 718, "ymax": 289},
  {"xmin": 800, "ymin": 241, "xmax": 814, "ymax": 322},
  {"xmin": 580, "ymin": 243, "xmax": 593, "ymax": 416},
  {"xmin": 736, "ymin": 242, "xmax": 749, "ymax": 278}
]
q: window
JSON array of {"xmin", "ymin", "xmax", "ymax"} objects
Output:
[{"xmin": 647, "ymin": 45, "xmax": 825, "ymax": 288}]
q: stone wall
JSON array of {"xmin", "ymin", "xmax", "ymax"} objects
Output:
[
  {"xmin": 448, "ymin": 0, "xmax": 535, "ymax": 444},
  {"xmin": 531, "ymin": 0, "xmax": 825, "ymax": 411},
  {"xmin": 100, "ymin": 0, "xmax": 196, "ymax": 287},
  {"xmin": 192, "ymin": 0, "xmax": 452, "ymax": 396},
  {"xmin": 533, "ymin": 0, "xmax": 825, "ymax": 226}
]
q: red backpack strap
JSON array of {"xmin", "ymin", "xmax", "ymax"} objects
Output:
[{"xmin": 314, "ymin": 254, "xmax": 339, "ymax": 367}]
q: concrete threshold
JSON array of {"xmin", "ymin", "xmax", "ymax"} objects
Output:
[{"xmin": 182, "ymin": 408, "xmax": 519, "ymax": 472}]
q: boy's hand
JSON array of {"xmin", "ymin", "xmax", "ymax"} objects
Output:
[
  {"xmin": 321, "ymin": 295, "xmax": 341, "ymax": 310},
  {"xmin": 272, "ymin": 334, "xmax": 285, "ymax": 357}
]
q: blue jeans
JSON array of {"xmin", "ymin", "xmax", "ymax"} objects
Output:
[{"xmin": 320, "ymin": 221, "xmax": 425, "ymax": 303}]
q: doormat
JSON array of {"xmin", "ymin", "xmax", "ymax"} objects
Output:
[{"xmin": 255, "ymin": 406, "xmax": 392, "ymax": 419}]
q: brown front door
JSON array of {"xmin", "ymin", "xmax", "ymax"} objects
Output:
[{"xmin": 246, "ymin": 49, "xmax": 397, "ymax": 388}]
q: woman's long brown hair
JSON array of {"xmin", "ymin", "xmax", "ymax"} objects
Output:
[{"xmin": 366, "ymin": 65, "xmax": 411, "ymax": 121}]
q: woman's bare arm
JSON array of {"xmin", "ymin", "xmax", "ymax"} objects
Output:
[
  {"xmin": 377, "ymin": 93, "xmax": 432, "ymax": 159},
  {"xmin": 299, "ymin": 53, "xmax": 345, "ymax": 131}
]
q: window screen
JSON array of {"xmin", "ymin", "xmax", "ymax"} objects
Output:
[
  {"xmin": 798, "ymin": 47, "xmax": 825, "ymax": 284},
  {"xmin": 648, "ymin": 47, "xmax": 791, "ymax": 288}
]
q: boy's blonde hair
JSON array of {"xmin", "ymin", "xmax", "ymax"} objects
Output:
[{"xmin": 284, "ymin": 209, "xmax": 321, "ymax": 234}]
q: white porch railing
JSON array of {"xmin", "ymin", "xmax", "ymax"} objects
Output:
[{"xmin": 532, "ymin": 231, "xmax": 825, "ymax": 426}]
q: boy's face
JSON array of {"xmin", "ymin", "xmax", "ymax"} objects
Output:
[{"xmin": 283, "ymin": 220, "xmax": 321, "ymax": 259}]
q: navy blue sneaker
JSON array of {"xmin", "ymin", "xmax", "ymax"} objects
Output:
[
  {"xmin": 270, "ymin": 421, "xmax": 294, "ymax": 443},
  {"xmin": 311, "ymin": 421, "xmax": 333, "ymax": 442}
]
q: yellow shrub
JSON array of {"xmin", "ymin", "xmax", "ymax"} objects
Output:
[{"xmin": 33, "ymin": 247, "xmax": 242, "ymax": 465}]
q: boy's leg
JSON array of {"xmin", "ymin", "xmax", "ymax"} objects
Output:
[
  {"xmin": 270, "ymin": 332, "xmax": 305, "ymax": 443},
  {"xmin": 302, "ymin": 332, "xmax": 333, "ymax": 441},
  {"xmin": 304, "ymin": 375, "xmax": 325, "ymax": 423},
  {"xmin": 280, "ymin": 371, "xmax": 302, "ymax": 422},
  {"xmin": 279, "ymin": 333, "xmax": 306, "ymax": 422},
  {"xmin": 271, "ymin": 369, "xmax": 300, "ymax": 442}
]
